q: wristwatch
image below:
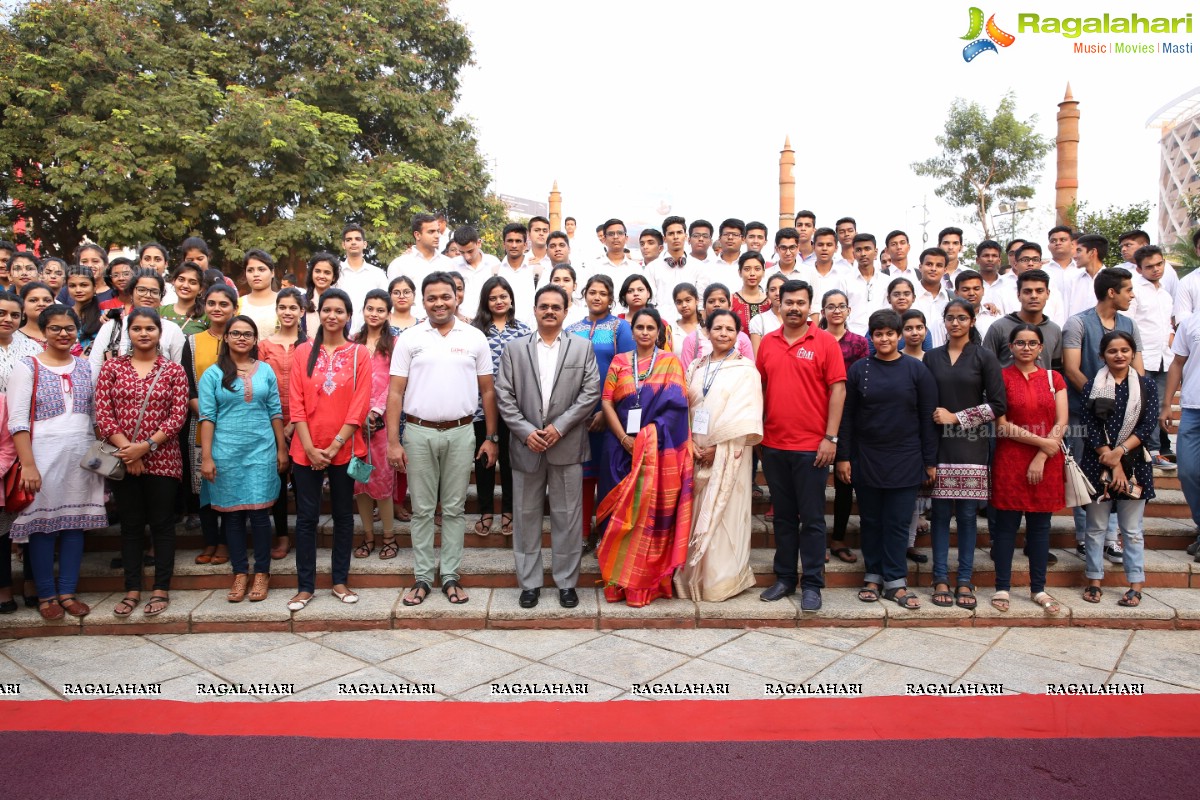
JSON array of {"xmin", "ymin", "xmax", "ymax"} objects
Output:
[
  {"xmin": 146, "ymin": 438, "xmax": 159, "ymax": 453},
  {"xmin": 824, "ymin": 435, "xmax": 838, "ymax": 444},
  {"xmin": 486, "ymin": 434, "xmax": 499, "ymax": 443},
  {"xmin": 334, "ymin": 434, "xmax": 347, "ymax": 445}
]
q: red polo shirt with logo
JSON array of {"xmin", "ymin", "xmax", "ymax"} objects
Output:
[{"xmin": 756, "ymin": 325, "xmax": 847, "ymax": 450}]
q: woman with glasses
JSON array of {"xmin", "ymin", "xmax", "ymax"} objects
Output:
[
  {"xmin": 90, "ymin": 269, "xmax": 186, "ymax": 368},
  {"xmin": 820, "ymin": 288, "xmax": 868, "ymax": 564},
  {"xmin": 8, "ymin": 305, "xmax": 108, "ymax": 620},
  {"xmin": 924, "ymin": 299, "xmax": 1006, "ymax": 610},
  {"xmin": 199, "ymin": 316, "xmax": 288, "ymax": 603}
]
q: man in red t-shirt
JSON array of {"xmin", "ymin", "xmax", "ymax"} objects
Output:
[{"xmin": 756, "ymin": 279, "xmax": 847, "ymax": 611}]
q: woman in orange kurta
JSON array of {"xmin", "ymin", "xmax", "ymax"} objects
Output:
[{"xmin": 286, "ymin": 288, "xmax": 371, "ymax": 612}]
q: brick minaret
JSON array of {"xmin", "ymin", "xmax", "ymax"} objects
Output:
[{"xmin": 1055, "ymin": 84, "xmax": 1079, "ymax": 226}]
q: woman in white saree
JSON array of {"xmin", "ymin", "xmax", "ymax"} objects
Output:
[{"xmin": 676, "ymin": 309, "xmax": 763, "ymax": 601}]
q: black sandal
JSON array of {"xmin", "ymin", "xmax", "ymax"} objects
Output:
[
  {"xmin": 354, "ymin": 539, "xmax": 375, "ymax": 559},
  {"xmin": 143, "ymin": 594, "xmax": 170, "ymax": 616},
  {"xmin": 832, "ymin": 547, "xmax": 858, "ymax": 564},
  {"xmin": 885, "ymin": 587, "xmax": 921, "ymax": 609},
  {"xmin": 441, "ymin": 579, "xmax": 469, "ymax": 605},
  {"xmin": 1118, "ymin": 589, "xmax": 1142, "ymax": 607},
  {"xmin": 378, "ymin": 537, "xmax": 399, "ymax": 560},
  {"xmin": 402, "ymin": 581, "xmax": 431, "ymax": 606},
  {"xmin": 931, "ymin": 583, "xmax": 954, "ymax": 607},
  {"xmin": 857, "ymin": 583, "xmax": 880, "ymax": 603},
  {"xmin": 955, "ymin": 584, "xmax": 977, "ymax": 610},
  {"xmin": 1082, "ymin": 585, "xmax": 1103, "ymax": 603},
  {"xmin": 113, "ymin": 595, "xmax": 139, "ymax": 617}
]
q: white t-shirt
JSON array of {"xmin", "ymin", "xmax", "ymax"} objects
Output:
[
  {"xmin": 389, "ymin": 318, "xmax": 491, "ymax": 421},
  {"xmin": 90, "ymin": 318, "xmax": 185, "ymax": 371},
  {"xmin": 749, "ymin": 309, "xmax": 782, "ymax": 339},
  {"xmin": 449, "ymin": 254, "xmax": 502, "ymax": 320},
  {"xmin": 494, "ymin": 261, "xmax": 539, "ymax": 327},
  {"xmin": 1172, "ymin": 313, "xmax": 1200, "ymax": 408},
  {"xmin": 336, "ymin": 261, "xmax": 389, "ymax": 330},
  {"xmin": 386, "ymin": 248, "xmax": 454, "ymax": 287},
  {"xmin": 1129, "ymin": 273, "xmax": 1175, "ymax": 371}
]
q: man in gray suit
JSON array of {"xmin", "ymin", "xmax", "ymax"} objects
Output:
[{"xmin": 496, "ymin": 284, "xmax": 601, "ymax": 608}]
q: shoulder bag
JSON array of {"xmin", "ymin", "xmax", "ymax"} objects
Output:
[
  {"xmin": 81, "ymin": 360, "xmax": 164, "ymax": 480},
  {"xmin": 1050, "ymin": 368, "xmax": 1096, "ymax": 507},
  {"xmin": 346, "ymin": 345, "xmax": 375, "ymax": 484},
  {"xmin": 2, "ymin": 359, "xmax": 39, "ymax": 513}
]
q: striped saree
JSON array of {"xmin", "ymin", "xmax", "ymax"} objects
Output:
[{"xmin": 596, "ymin": 351, "xmax": 694, "ymax": 607}]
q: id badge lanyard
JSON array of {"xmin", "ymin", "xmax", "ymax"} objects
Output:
[
  {"xmin": 693, "ymin": 353, "xmax": 729, "ymax": 436},
  {"xmin": 626, "ymin": 347, "xmax": 657, "ymax": 434}
]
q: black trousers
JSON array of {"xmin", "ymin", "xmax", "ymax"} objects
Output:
[
  {"xmin": 113, "ymin": 474, "xmax": 180, "ymax": 592},
  {"xmin": 271, "ymin": 468, "xmax": 293, "ymax": 539},
  {"xmin": 474, "ymin": 420, "xmax": 512, "ymax": 515},
  {"xmin": 762, "ymin": 447, "xmax": 828, "ymax": 591}
]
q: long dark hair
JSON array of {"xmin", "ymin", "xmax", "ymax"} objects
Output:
[
  {"xmin": 306, "ymin": 288, "xmax": 352, "ymax": 377},
  {"xmin": 818, "ymin": 289, "xmax": 849, "ymax": 331},
  {"xmin": 66, "ymin": 265, "xmax": 102, "ymax": 341},
  {"xmin": 473, "ymin": 276, "xmax": 517, "ymax": 333},
  {"xmin": 170, "ymin": 261, "xmax": 207, "ymax": 321},
  {"xmin": 353, "ymin": 288, "xmax": 395, "ymax": 359},
  {"xmin": 305, "ymin": 252, "xmax": 341, "ymax": 312},
  {"xmin": 943, "ymin": 298, "xmax": 981, "ymax": 346},
  {"xmin": 276, "ymin": 287, "xmax": 309, "ymax": 343},
  {"xmin": 628, "ymin": 306, "xmax": 668, "ymax": 349},
  {"xmin": 218, "ymin": 315, "xmax": 260, "ymax": 392}
]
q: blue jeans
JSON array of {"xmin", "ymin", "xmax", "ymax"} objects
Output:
[
  {"xmin": 28, "ymin": 530, "xmax": 84, "ymax": 600},
  {"xmin": 224, "ymin": 508, "xmax": 273, "ymax": 575},
  {"xmin": 762, "ymin": 448, "xmax": 828, "ymax": 592},
  {"xmin": 930, "ymin": 498, "xmax": 979, "ymax": 586},
  {"xmin": 293, "ymin": 462, "xmax": 354, "ymax": 593},
  {"xmin": 1178, "ymin": 408, "xmax": 1200, "ymax": 530},
  {"xmin": 855, "ymin": 483, "xmax": 918, "ymax": 590},
  {"xmin": 992, "ymin": 510, "xmax": 1051, "ymax": 594},
  {"xmin": 1069, "ymin": 409, "xmax": 1117, "ymax": 544},
  {"xmin": 1084, "ymin": 498, "xmax": 1146, "ymax": 583}
]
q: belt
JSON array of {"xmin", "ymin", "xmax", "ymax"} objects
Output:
[{"xmin": 405, "ymin": 414, "xmax": 474, "ymax": 430}]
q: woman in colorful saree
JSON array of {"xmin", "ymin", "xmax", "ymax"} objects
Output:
[
  {"xmin": 675, "ymin": 309, "xmax": 762, "ymax": 601},
  {"xmin": 596, "ymin": 307, "xmax": 694, "ymax": 607}
]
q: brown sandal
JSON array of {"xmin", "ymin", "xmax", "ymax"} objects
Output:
[
  {"xmin": 354, "ymin": 539, "xmax": 375, "ymax": 559},
  {"xmin": 227, "ymin": 573, "xmax": 249, "ymax": 603},
  {"xmin": 195, "ymin": 547, "xmax": 216, "ymax": 565},
  {"xmin": 248, "ymin": 573, "xmax": 270, "ymax": 602},
  {"xmin": 113, "ymin": 595, "xmax": 140, "ymax": 617},
  {"xmin": 58, "ymin": 596, "xmax": 91, "ymax": 618},
  {"xmin": 143, "ymin": 594, "xmax": 170, "ymax": 616},
  {"xmin": 378, "ymin": 537, "xmax": 399, "ymax": 560}
]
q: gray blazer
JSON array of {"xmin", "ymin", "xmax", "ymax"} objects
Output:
[{"xmin": 496, "ymin": 332, "xmax": 601, "ymax": 471}]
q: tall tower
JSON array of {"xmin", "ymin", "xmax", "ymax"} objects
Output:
[
  {"xmin": 548, "ymin": 180, "xmax": 562, "ymax": 231},
  {"xmin": 778, "ymin": 136, "xmax": 795, "ymax": 231},
  {"xmin": 1055, "ymin": 83, "xmax": 1080, "ymax": 226}
]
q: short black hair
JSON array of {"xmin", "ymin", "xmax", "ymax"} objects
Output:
[
  {"xmin": 976, "ymin": 239, "xmax": 1002, "ymax": 256},
  {"xmin": 1094, "ymin": 267, "xmax": 1132, "ymax": 301},
  {"xmin": 502, "ymin": 222, "xmax": 528, "ymax": 240},
  {"xmin": 852, "ymin": 233, "xmax": 876, "ymax": 247},
  {"xmin": 718, "ymin": 218, "xmax": 746, "ymax": 237},
  {"xmin": 1075, "ymin": 233, "xmax": 1109, "ymax": 263},
  {"xmin": 452, "ymin": 225, "xmax": 480, "ymax": 246},
  {"xmin": 953, "ymin": 270, "xmax": 983, "ymax": 291},
  {"xmin": 688, "ymin": 219, "xmax": 713, "ymax": 237},
  {"xmin": 662, "ymin": 215, "xmax": 686, "ymax": 234},
  {"xmin": 937, "ymin": 226, "xmax": 963, "ymax": 244},
  {"xmin": 639, "ymin": 228, "xmax": 664, "ymax": 245},
  {"xmin": 868, "ymin": 309, "xmax": 902, "ymax": 336},
  {"xmin": 1133, "ymin": 245, "xmax": 1164, "ymax": 268},
  {"xmin": 779, "ymin": 279, "xmax": 813, "ymax": 303},
  {"xmin": 884, "ymin": 230, "xmax": 908, "ymax": 247}
]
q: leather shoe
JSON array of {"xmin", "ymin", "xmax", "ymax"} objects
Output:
[
  {"xmin": 1188, "ymin": 538, "xmax": 1200, "ymax": 556},
  {"xmin": 558, "ymin": 588, "xmax": 578, "ymax": 608},
  {"xmin": 800, "ymin": 588, "xmax": 822, "ymax": 612},
  {"xmin": 760, "ymin": 581, "xmax": 795, "ymax": 602},
  {"xmin": 519, "ymin": 588, "xmax": 540, "ymax": 608}
]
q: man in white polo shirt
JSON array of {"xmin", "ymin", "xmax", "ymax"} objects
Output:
[
  {"xmin": 387, "ymin": 213, "xmax": 453, "ymax": 287},
  {"xmin": 447, "ymin": 225, "xmax": 501, "ymax": 319},
  {"xmin": 336, "ymin": 223, "xmax": 389, "ymax": 331},
  {"xmin": 386, "ymin": 271, "xmax": 500, "ymax": 607}
]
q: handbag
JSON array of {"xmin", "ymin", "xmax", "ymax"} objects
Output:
[
  {"xmin": 346, "ymin": 345, "xmax": 375, "ymax": 484},
  {"xmin": 80, "ymin": 360, "xmax": 164, "ymax": 480},
  {"xmin": 1050, "ymin": 369, "xmax": 1095, "ymax": 507},
  {"xmin": 2, "ymin": 360, "xmax": 39, "ymax": 513}
]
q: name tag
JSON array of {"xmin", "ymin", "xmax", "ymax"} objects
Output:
[
  {"xmin": 625, "ymin": 408, "xmax": 642, "ymax": 434},
  {"xmin": 692, "ymin": 409, "xmax": 710, "ymax": 436}
]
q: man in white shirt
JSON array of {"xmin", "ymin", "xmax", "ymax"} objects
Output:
[
  {"xmin": 794, "ymin": 210, "xmax": 817, "ymax": 266},
  {"xmin": 704, "ymin": 218, "xmax": 745, "ymax": 289},
  {"xmin": 588, "ymin": 218, "xmax": 642, "ymax": 294},
  {"xmin": 687, "ymin": 220, "xmax": 714, "ymax": 264},
  {"xmin": 387, "ymin": 213, "xmax": 454, "ymax": 286},
  {"xmin": 974, "ymin": 239, "xmax": 1006, "ymax": 310},
  {"xmin": 1172, "ymin": 230, "xmax": 1200, "ymax": 325},
  {"xmin": 746, "ymin": 221, "xmax": 772, "ymax": 267},
  {"xmin": 547, "ymin": 231, "xmax": 571, "ymax": 267},
  {"xmin": 834, "ymin": 217, "xmax": 857, "ymax": 271},
  {"xmin": 435, "ymin": 212, "xmax": 452, "ymax": 253},
  {"xmin": 1119, "ymin": 229, "xmax": 1178, "ymax": 298},
  {"xmin": 1005, "ymin": 239, "xmax": 1026, "ymax": 275},
  {"xmin": 914, "ymin": 247, "xmax": 951, "ymax": 347},
  {"xmin": 1161, "ymin": 302, "xmax": 1200, "ymax": 555},
  {"xmin": 647, "ymin": 216, "xmax": 700, "ymax": 304},
  {"xmin": 938, "ymin": 227, "xmax": 970, "ymax": 291},
  {"xmin": 772, "ymin": 227, "xmax": 804, "ymax": 281},
  {"xmin": 996, "ymin": 242, "xmax": 1067, "ymax": 326},
  {"xmin": 845, "ymin": 233, "xmax": 887, "ymax": 336},
  {"xmin": 386, "ymin": 271, "xmax": 498, "ymax": 606},
  {"xmin": 525, "ymin": 216, "xmax": 553, "ymax": 286},
  {"xmin": 1042, "ymin": 225, "xmax": 1076, "ymax": 294},
  {"xmin": 447, "ymin": 225, "xmax": 501, "ymax": 320},
  {"xmin": 638, "ymin": 228, "xmax": 663, "ymax": 267},
  {"xmin": 336, "ymin": 223, "xmax": 389, "ymax": 330},
  {"xmin": 496, "ymin": 223, "xmax": 539, "ymax": 326},
  {"xmin": 953, "ymin": 269, "xmax": 998, "ymax": 339},
  {"xmin": 799, "ymin": 227, "xmax": 848, "ymax": 318},
  {"xmin": 884, "ymin": 230, "xmax": 918, "ymax": 279},
  {"xmin": 1063, "ymin": 233, "xmax": 1109, "ymax": 319},
  {"xmin": 1129, "ymin": 245, "xmax": 1177, "ymax": 465}
]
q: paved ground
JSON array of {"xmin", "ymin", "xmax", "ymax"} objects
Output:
[{"xmin": 2, "ymin": 625, "xmax": 1197, "ymax": 702}]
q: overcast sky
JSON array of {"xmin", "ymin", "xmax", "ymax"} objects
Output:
[{"xmin": 448, "ymin": 0, "xmax": 1199, "ymax": 248}]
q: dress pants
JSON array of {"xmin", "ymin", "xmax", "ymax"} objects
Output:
[
  {"xmin": 293, "ymin": 462, "xmax": 354, "ymax": 593},
  {"xmin": 512, "ymin": 461, "xmax": 583, "ymax": 591},
  {"xmin": 762, "ymin": 447, "xmax": 827, "ymax": 591},
  {"xmin": 113, "ymin": 474, "xmax": 180, "ymax": 592}
]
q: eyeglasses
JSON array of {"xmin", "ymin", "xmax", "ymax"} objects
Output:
[
  {"xmin": 391, "ymin": 290, "xmax": 414, "ymax": 297},
  {"xmin": 1016, "ymin": 256, "xmax": 1041, "ymax": 265},
  {"xmin": 776, "ymin": 244, "xmax": 799, "ymax": 252},
  {"xmin": 536, "ymin": 304, "xmax": 565, "ymax": 313},
  {"xmin": 823, "ymin": 304, "xmax": 848, "ymax": 312},
  {"xmin": 604, "ymin": 231, "xmax": 626, "ymax": 238},
  {"xmin": 1011, "ymin": 340, "xmax": 1041, "ymax": 348},
  {"xmin": 690, "ymin": 234, "xmax": 712, "ymax": 241},
  {"xmin": 944, "ymin": 316, "xmax": 972, "ymax": 324},
  {"xmin": 133, "ymin": 286, "xmax": 161, "ymax": 297},
  {"xmin": 226, "ymin": 330, "xmax": 256, "ymax": 340},
  {"xmin": 46, "ymin": 325, "xmax": 78, "ymax": 335}
]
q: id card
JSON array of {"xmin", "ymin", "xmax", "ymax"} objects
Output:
[
  {"xmin": 625, "ymin": 407, "xmax": 642, "ymax": 434},
  {"xmin": 692, "ymin": 409, "xmax": 710, "ymax": 436}
]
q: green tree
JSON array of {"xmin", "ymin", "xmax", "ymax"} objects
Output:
[
  {"xmin": 1071, "ymin": 200, "xmax": 1151, "ymax": 267},
  {"xmin": 0, "ymin": 0, "xmax": 505, "ymax": 272},
  {"xmin": 912, "ymin": 92, "xmax": 1053, "ymax": 240}
]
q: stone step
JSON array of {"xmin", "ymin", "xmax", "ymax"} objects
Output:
[
  {"xmin": 54, "ymin": 543, "xmax": 1200, "ymax": 595},
  {"xmin": 2, "ymin": 583, "xmax": 1197, "ymax": 639}
]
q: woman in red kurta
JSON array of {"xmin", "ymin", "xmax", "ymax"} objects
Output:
[
  {"xmin": 286, "ymin": 289, "xmax": 370, "ymax": 612},
  {"xmin": 991, "ymin": 323, "xmax": 1067, "ymax": 615}
]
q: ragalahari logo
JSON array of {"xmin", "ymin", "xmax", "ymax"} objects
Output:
[{"xmin": 961, "ymin": 7, "xmax": 1016, "ymax": 61}]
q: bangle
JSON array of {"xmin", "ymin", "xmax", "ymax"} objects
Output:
[{"xmin": 333, "ymin": 434, "xmax": 346, "ymax": 445}]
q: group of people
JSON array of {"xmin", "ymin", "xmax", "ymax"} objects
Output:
[{"xmin": 0, "ymin": 208, "xmax": 1194, "ymax": 621}]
